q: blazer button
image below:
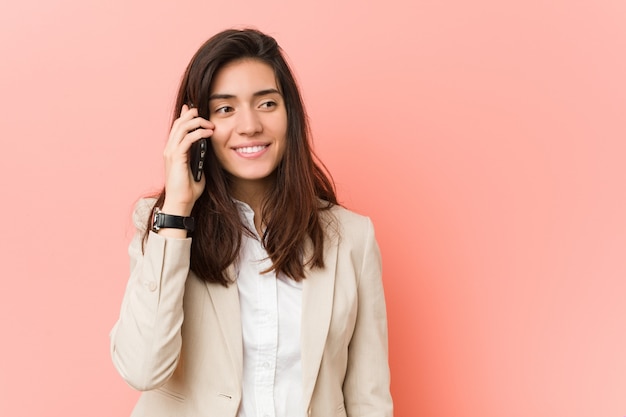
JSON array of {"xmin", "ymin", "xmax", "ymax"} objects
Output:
[{"xmin": 144, "ymin": 280, "xmax": 157, "ymax": 291}]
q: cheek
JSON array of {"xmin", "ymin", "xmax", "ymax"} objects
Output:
[
  {"xmin": 277, "ymin": 137, "xmax": 287, "ymax": 159},
  {"xmin": 209, "ymin": 135, "xmax": 229, "ymax": 164},
  {"xmin": 275, "ymin": 114, "xmax": 288, "ymax": 151},
  {"xmin": 273, "ymin": 132, "xmax": 287, "ymax": 162},
  {"xmin": 209, "ymin": 127, "xmax": 229, "ymax": 149}
]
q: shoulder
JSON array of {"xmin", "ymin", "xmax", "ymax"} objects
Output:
[
  {"xmin": 323, "ymin": 204, "xmax": 376, "ymax": 245},
  {"xmin": 324, "ymin": 205, "xmax": 382, "ymax": 285},
  {"xmin": 131, "ymin": 197, "xmax": 158, "ymax": 231},
  {"xmin": 328, "ymin": 204, "xmax": 371, "ymax": 228}
]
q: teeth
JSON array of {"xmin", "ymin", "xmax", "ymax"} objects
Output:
[{"xmin": 236, "ymin": 145, "xmax": 267, "ymax": 154}]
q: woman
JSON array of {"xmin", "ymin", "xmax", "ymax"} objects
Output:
[{"xmin": 110, "ymin": 28, "xmax": 393, "ymax": 417}]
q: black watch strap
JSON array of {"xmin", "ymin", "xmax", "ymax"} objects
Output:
[{"xmin": 152, "ymin": 208, "xmax": 195, "ymax": 232}]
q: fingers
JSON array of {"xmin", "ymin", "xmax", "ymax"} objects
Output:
[
  {"xmin": 171, "ymin": 107, "xmax": 214, "ymax": 138},
  {"xmin": 180, "ymin": 127, "xmax": 213, "ymax": 148},
  {"xmin": 177, "ymin": 107, "xmax": 214, "ymax": 133},
  {"xmin": 165, "ymin": 106, "xmax": 214, "ymax": 155},
  {"xmin": 160, "ymin": 105, "xmax": 213, "ymax": 213}
]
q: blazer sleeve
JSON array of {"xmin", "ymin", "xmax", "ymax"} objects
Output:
[
  {"xmin": 343, "ymin": 217, "xmax": 394, "ymax": 417},
  {"xmin": 109, "ymin": 198, "xmax": 192, "ymax": 391}
]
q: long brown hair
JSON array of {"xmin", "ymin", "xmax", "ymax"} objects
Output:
[{"xmin": 144, "ymin": 28, "xmax": 337, "ymax": 286}]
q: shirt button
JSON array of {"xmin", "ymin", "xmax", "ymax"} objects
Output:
[
  {"xmin": 144, "ymin": 280, "xmax": 157, "ymax": 291},
  {"xmin": 262, "ymin": 361, "xmax": 270, "ymax": 368}
]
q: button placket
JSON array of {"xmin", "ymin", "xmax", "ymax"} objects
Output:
[{"xmin": 253, "ymin": 235, "xmax": 278, "ymax": 417}]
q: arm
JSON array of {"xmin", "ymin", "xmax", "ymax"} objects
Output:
[
  {"xmin": 343, "ymin": 218, "xmax": 393, "ymax": 417},
  {"xmin": 110, "ymin": 106, "xmax": 213, "ymax": 390},
  {"xmin": 109, "ymin": 198, "xmax": 192, "ymax": 391}
]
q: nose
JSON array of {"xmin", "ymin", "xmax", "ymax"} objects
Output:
[{"xmin": 235, "ymin": 107, "xmax": 262, "ymax": 136}]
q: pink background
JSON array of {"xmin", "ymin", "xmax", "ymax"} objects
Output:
[{"xmin": 1, "ymin": 1, "xmax": 625, "ymax": 416}]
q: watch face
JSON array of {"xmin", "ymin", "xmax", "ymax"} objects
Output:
[{"xmin": 152, "ymin": 208, "xmax": 161, "ymax": 231}]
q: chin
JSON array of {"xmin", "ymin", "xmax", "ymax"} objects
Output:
[{"xmin": 230, "ymin": 167, "xmax": 278, "ymax": 182}]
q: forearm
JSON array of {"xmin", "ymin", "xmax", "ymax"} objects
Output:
[{"xmin": 110, "ymin": 229, "xmax": 191, "ymax": 391}]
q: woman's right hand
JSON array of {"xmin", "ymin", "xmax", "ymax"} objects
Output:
[{"xmin": 161, "ymin": 104, "xmax": 214, "ymax": 217}]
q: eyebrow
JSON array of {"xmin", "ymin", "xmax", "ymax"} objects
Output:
[{"xmin": 208, "ymin": 88, "xmax": 281, "ymax": 101}]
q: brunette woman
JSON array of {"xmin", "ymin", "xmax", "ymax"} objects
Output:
[{"xmin": 110, "ymin": 28, "xmax": 393, "ymax": 417}]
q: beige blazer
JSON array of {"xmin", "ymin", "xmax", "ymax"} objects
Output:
[{"xmin": 110, "ymin": 199, "xmax": 392, "ymax": 417}]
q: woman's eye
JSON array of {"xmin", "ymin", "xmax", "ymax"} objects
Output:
[
  {"xmin": 260, "ymin": 101, "xmax": 277, "ymax": 109},
  {"xmin": 215, "ymin": 106, "xmax": 233, "ymax": 114}
]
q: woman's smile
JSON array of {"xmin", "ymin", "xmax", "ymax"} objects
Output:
[{"xmin": 232, "ymin": 143, "xmax": 270, "ymax": 158}]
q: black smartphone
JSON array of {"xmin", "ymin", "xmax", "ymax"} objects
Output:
[
  {"xmin": 187, "ymin": 102, "xmax": 208, "ymax": 182},
  {"xmin": 190, "ymin": 138, "xmax": 207, "ymax": 182}
]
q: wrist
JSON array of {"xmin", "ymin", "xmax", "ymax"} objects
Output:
[
  {"xmin": 161, "ymin": 201, "xmax": 194, "ymax": 217},
  {"xmin": 152, "ymin": 207, "xmax": 195, "ymax": 233},
  {"xmin": 156, "ymin": 228, "xmax": 189, "ymax": 239}
]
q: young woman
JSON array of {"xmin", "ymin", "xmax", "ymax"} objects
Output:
[{"xmin": 110, "ymin": 28, "xmax": 393, "ymax": 417}]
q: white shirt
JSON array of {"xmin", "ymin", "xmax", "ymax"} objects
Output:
[{"xmin": 235, "ymin": 201, "xmax": 305, "ymax": 417}]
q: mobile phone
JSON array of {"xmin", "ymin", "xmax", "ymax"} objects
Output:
[
  {"xmin": 187, "ymin": 102, "xmax": 208, "ymax": 182},
  {"xmin": 189, "ymin": 138, "xmax": 207, "ymax": 182}
]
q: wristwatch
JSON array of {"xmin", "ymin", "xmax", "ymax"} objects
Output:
[{"xmin": 152, "ymin": 207, "xmax": 195, "ymax": 232}]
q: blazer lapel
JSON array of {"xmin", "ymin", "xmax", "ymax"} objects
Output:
[
  {"xmin": 301, "ymin": 233, "xmax": 339, "ymax": 409},
  {"xmin": 204, "ymin": 265, "xmax": 243, "ymax": 387},
  {"xmin": 202, "ymin": 217, "xmax": 340, "ymax": 408}
]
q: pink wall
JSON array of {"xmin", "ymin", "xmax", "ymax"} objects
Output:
[{"xmin": 1, "ymin": 1, "xmax": 625, "ymax": 416}]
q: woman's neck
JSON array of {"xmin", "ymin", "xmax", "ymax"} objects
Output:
[{"xmin": 230, "ymin": 177, "xmax": 273, "ymax": 235}]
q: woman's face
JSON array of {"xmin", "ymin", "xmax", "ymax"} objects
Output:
[{"xmin": 208, "ymin": 59, "xmax": 288, "ymax": 193}]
